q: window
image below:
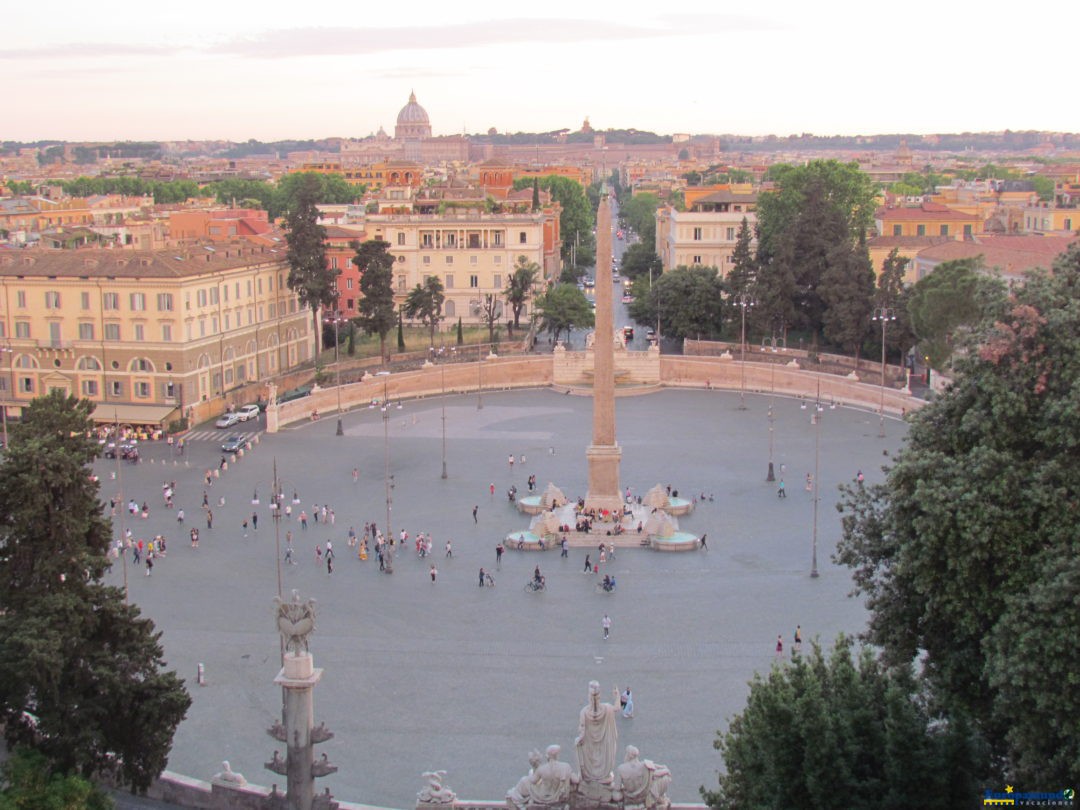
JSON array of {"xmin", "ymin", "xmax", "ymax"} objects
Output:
[
  {"xmin": 157, "ymin": 293, "xmax": 174, "ymax": 311},
  {"xmin": 164, "ymin": 382, "xmax": 175, "ymax": 399},
  {"xmin": 445, "ymin": 274, "xmax": 454, "ymax": 289},
  {"xmin": 110, "ymin": 381, "xmax": 122, "ymax": 397},
  {"xmin": 135, "ymin": 382, "xmax": 150, "ymax": 398},
  {"xmin": 82, "ymin": 380, "xmax": 99, "ymax": 396},
  {"xmin": 726, "ymin": 227, "xmax": 736, "ymax": 241},
  {"xmin": 470, "ymin": 255, "xmax": 478, "ymax": 265},
  {"xmin": 397, "ymin": 275, "xmax": 407, "ymax": 291},
  {"xmin": 693, "ymin": 227, "xmax": 702, "ymax": 241},
  {"xmin": 45, "ymin": 291, "xmax": 61, "ymax": 309},
  {"xmin": 16, "ymin": 291, "xmax": 26, "ymax": 308},
  {"xmin": 892, "ymin": 224, "xmax": 902, "ymax": 236},
  {"xmin": 692, "ymin": 255, "xmax": 702, "ymax": 265},
  {"xmin": 493, "ymin": 232, "xmax": 503, "ymax": 247},
  {"xmin": 48, "ymin": 323, "xmax": 61, "ymax": 345},
  {"xmin": 1064, "ymin": 218, "xmax": 1072, "ymax": 231},
  {"xmin": 134, "ymin": 324, "xmax": 145, "ymax": 342},
  {"xmin": 81, "ymin": 291, "xmax": 91, "ymax": 310},
  {"xmin": 0, "ymin": 322, "xmax": 5, "ymax": 338},
  {"xmin": 423, "ymin": 255, "xmax": 431, "ymax": 265},
  {"xmin": 15, "ymin": 322, "xmax": 30, "ymax": 338},
  {"xmin": 493, "ymin": 274, "xmax": 502, "ymax": 289},
  {"xmin": 162, "ymin": 324, "xmax": 172, "ymax": 342},
  {"xmin": 468, "ymin": 233, "xmax": 481, "ymax": 248},
  {"xmin": 78, "ymin": 323, "xmax": 94, "ymax": 340},
  {"xmin": 493, "ymin": 255, "xmax": 502, "ymax": 264},
  {"xmin": 211, "ymin": 287, "xmax": 220, "ymax": 304},
  {"xmin": 212, "ymin": 316, "xmax": 219, "ymax": 334},
  {"xmin": 519, "ymin": 232, "xmax": 527, "ymax": 244},
  {"xmin": 199, "ymin": 320, "xmax": 206, "ymax": 337},
  {"xmin": 422, "ymin": 233, "xmax": 434, "ymax": 248},
  {"xmin": 445, "ymin": 256, "xmax": 454, "ymax": 265},
  {"xmin": 19, "ymin": 377, "xmax": 34, "ymax": 394},
  {"xmin": 940, "ymin": 224, "xmax": 949, "ymax": 236},
  {"xmin": 916, "ymin": 224, "xmax": 926, "ymax": 236},
  {"xmin": 197, "ymin": 289, "xmax": 208, "ymax": 307},
  {"xmin": 130, "ymin": 292, "xmax": 146, "ymax": 311},
  {"xmin": 77, "ymin": 356, "xmax": 102, "ymax": 370},
  {"xmin": 104, "ymin": 323, "xmax": 120, "ymax": 341},
  {"xmin": 397, "ymin": 232, "xmax": 405, "ymax": 245},
  {"xmin": 103, "ymin": 292, "xmax": 119, "ymax": 310},
  {"xmin": 256, "ymin": 279, "xmax": 261, "ymax": 295},
  {"xmin": 346, "ymin": 278, "xmax": 354, "ymax": 289},
  {"xmin": 470, "ymin": 275, "xmax": 479, "ymax": 288},
  {"xmin": 397, "ymin": 255, "xmax": 405, "ymax": 263},
  {"xmin": 446, "ymin": 234, "xmax": 457, "ymax": 248}
]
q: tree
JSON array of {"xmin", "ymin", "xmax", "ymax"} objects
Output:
[
  {"xmin": 819, "ymin": 234, "xmax": 875, "ymax": 358},
  {"xmin": 402, "ymin": 276, "xmax": 445, "ymax": 347},
  {"xmin": 505, "ymin": 256, "xmax": 540, "ymax": 335},
  {"xmin": 480, "ymin": 294, "xmax": 502, "ymax": 345},
  {"xmin": 835, "ymin": 246, "xmax": 1080, "ymax": 785},
  {"xmin": 619, "ymin": 192, "xmax": 662, "ymax": 251},
  {"xmin": 284, "ymin": 174, "xmax": 336, "ymax": 351},
  {"xmin": 0, "ymin": 393, "xmax": 191, "ymax": 792},
  {"xmin": 456, "ymin": 317, "xmax": 463, "ymax": 346},
  {"xmin": 0, "ymin": 747, "xmax": 112, "ymax": 810},
  {"xmin": 875, "ymin": 249, "xmax": 917, "ymax": 363},
  {"xmin": 531, "ymin": 178, "xmax": 540, "ymax": 212},
  {"xmin": 353, "ymin": 240, "xmax": 397, "ymax": 363},
  {"xmin": 702, "ymin": 636, "xmax": 982, "ymax": 810},
  {"xmin": 535, "ymin": 283, "xmax": 594, "ymax": 344},
  {"xmin": 397, "ymin": 311, "xmax": 405, "ymax": 351},
  {"xmin": 629, "ymin": 266, "xmax": 724, "ymax": 340},
  {"xmin": 619, "ymin": 243, "xmax": 662, "ymax": 283},
  {"xmin": 725, "ymin": 217, "xmax": 756, "ymax": 297},
  {"xmin": 906, "ymin": 257, "xmax": 1006, "ymax": 368},
  {"xmin": 513, "ymin": 175, "xmax": 594, "ymax": 264}
]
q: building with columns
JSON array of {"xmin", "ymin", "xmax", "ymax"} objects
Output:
[{"xmin": 0, "ymin": 243, "xmax": 313, "ymax": 428}]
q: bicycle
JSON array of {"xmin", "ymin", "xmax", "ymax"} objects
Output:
[
  {"xmin": 523, "ymin": 579, "xmax": 546, "ymax": 593},
  {"xmin": 595, "ymin": 582, "xmax": 617, "ymax": 595},
  {"xmin": 484, "ymin": 573, "xmax": 496, "ymax": 587}
]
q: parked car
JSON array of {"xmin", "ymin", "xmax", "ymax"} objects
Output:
[
  {"xmin": 221, "ymin": 434, "xmax": 245, "ymax": 454},
  {"xmin": 622, "ymin": 326, "xmax": 634, "ymax": 340},
  {"xmin": 237, "ymin": 403, "xmax": 261, "ymax": 421},
  {"xmin": 103, "ymin": 442, "xmax": 139, "ymax": 460},
  {"xmin": 215, "ymin": 411, "xmax": 242, "ymax": 429}
]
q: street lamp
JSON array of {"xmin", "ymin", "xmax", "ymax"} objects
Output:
[
  {"xmin": 440, "ymin": 362, "xmax": 448, "ymax": 479},
  {"xmin": 734, "ymin": 294, "xmax": 754, "ymax": 410},
  {"xmin": 872, "ymin": 307, "xmax": 896, "ymax": 439},
  {"xmin": 333, "ymin": 310, "xmax": 344, "ymax": 437},
  {"xmin": 270, "ymin": 457, "xmax": 284, "ymax": 600},
  {"xmin": 810, "ymin": 381, "xmax": 823, "ymax": 579},
  {"xmin": 111, "ymin": 410, "xmax": 128, "ymax": 604},
  {"xmin": 381, "ymin": 382, "xmax": 395, "ymax": 574},
  {"xmin": 764, "ymin": 336, "xmax": 779, "ymax": 481},
  {"xmin": 476, "ymin": 341, "xmax": 484, "ymax": 410}
]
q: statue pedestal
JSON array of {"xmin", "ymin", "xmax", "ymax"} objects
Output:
[
  {"xmin": 271, "ymin": 653, "xmax": 325, "ymax": 810},
  {"xmin": 584, "ymin": 444, "xmax": 622, "ymax": 516}
]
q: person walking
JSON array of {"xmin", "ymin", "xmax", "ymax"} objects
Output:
[
  {"xmin": 241, "ymin": 518, "xmax": 249, "ymax": 538},
  {"xmin": 327, "ymin": 551, "xmax": 333, "ymax": 576},
  {"xmin": 561, "ymin": 536, "xmax": 569, "ymax": 558},
  {"xmin": 699, "ymin": 533, "xmax": 708, "ymax": 550},
  {"xmin": 326, "ymin": 540, "xmax": 334, "ymax": 562},
  {"xmin": 251, "ymin": 512, "xmax": 258, "ymax": 531},
  {"xmin": 602, "ymin": 614, "xmax": 612, "ymax": 640},
  {"xmin": 445, "ymin": 539, "xmax": 453, "ymax": 558},
  {"xmin": 495, "ymin": 543, "xmax": 504, "ymax": 568},
  {"xmin": 473, "ymin": 505, "xmax": 479, "ymax": 523},
  {"xmin": 621, "ymin": 688, "xmax": 634, "ymax": 718},
  {"xmin": 430, "ymin": 564, "xmax": 438, "ymax": 584},
  {"xmin": 190, "ymin": 528, "xmax": 199, "ymax": 548},
  {"xmin": 206, "ymin": 509, "xmax": 213, "ymax": 529},
  {"xmin": 775, "ymin": 634, "xmax": 784, "ymax": 658},
  {"xmin": 508, "ymin": 453, "xmax": 515, "ymax": 470},
  {"xmin": 478, "ymin": 567, "xmax": 486, "ymax": 588},
  {"xmin": 583, "ymin": 554, "xmax": 592, "ymax": 574},
  {"xmin": 300, "ymin": 510, "xmax": 308, "ymax": 530},
  {"xmin": 777, "ymin": 479, "xmax": 786, "ymax": 498},
  {"xmin": 177, "ymin": 508, "xmax": 185, "ymax": 524},
  {"xmin": 489, "ymin": 483, "xmax": 495, "ymax": 498},
  {"xmin": 145, "ymin": 553, "xmax": 154, "ymax": 577},
  {"xmin": 352, "ymin": 467, "xmax": 359, "ymax": 484},
  {"xmin": 284, "ymin": 544, "xmax": 294, "ymax": 565},
  {"xmin": 793, "ymin": 625, "xmax": 803, "ymax": 655}
]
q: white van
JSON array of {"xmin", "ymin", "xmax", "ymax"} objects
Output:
[{"xmin": 237, "ymin": 404, "xmax": 261, "ymax": 422}]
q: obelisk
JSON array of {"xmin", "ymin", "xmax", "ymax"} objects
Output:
[{"xmin": 584, "ymin": 194, "xmax": 622, "ymax": 514}]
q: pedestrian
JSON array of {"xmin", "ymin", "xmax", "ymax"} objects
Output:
[
  {"xmin": 777, "ymin": 479, "xmax": 786, "ymax": 498},
  {"xmin": 520, "ymin": 454, "xmax": 526, "ymax": 465},
  {"xmin": 202, "ymin": 491, "xmax": 209, "ymax": 508},
  {"xmin": 473, "ymin": 505, "xmax": 479, "ymax": 523},
  {"xmin": 602, "ymin": 613, "xmax": 611, "ymax": 640},
  {"xmin": 242, "ymin": 518, "xmax": 249, "ymax": 537},
  {"xmin": 699, "ymin": 533, "xmax": 708, "ymax": 550},
  {"xmin": 776, "ymin": 634, "xmax": 783, "ymax": 657},
  {"xmin": 856, "ymin": 470, "xmax": 864, "ymax": 484},
  {"xmin": 599, "ymin": 547, "xmax": 607, "ymax": 565},
  {"xmin": 805, "ymin": 473, "xmax": 813, "ymax": 492},
  {"xmin": 327, "ymin": 553, "xmax": 333, "ymax": 575},
  {"xmin": 495, "ymin": 543, "xmax": 504, "ymax": 568},
  {"xmin": 445, "ymin": 539, "xmax": 452, "ymax": 557},
  {"xmin": 206, "ymin": 509, "xmax": 213, "ymax": 529},
  {"xmin": 145, "ymin": 553, "xmax": 153, "ymax": 577},
  {"xmin": 190, "ymin": 528, "xmax": 199, "ymax": 548},
  {"xmin": 794, "ymin": 625, "xmax": 803, "ymax": 654},
  {"xmin": 583, "ymin": 554, "xmax": 592, "ymax": 574},
  {"xmin": 252, "ymin": 512, "xmax": 258, "ymax": 531},
  {"xmin": 300, "ymin": 511, "xmax": 308, "ymax": 530},
  {"xmin": 508, "ymin": 453, "xmax": 514, "ymax": 469},
  {"xmin": 284, "ymin": 544, "xmax": 294, "ymax": 565},
  {"xmin": 621, "ymin": 688, "xmax": 634, "ymax": 718},
  {"xmin": 315, "ymin": 545, "xmax": 323, "ymax": 563},
  {"xmin": 607, "ymin": 543, "xmax": 615, "ymax": 562},
  {"xmin": 430, "ymin": 564, "xmax": 437, "ymax": 584},
  {"xmin": 479, "ymin": 567, "xmax": 486, "ymax": 587},
  {"xmin": 489, "ymin": 483, "xmax": 495, "ymax": 498},
  {"xmin": 561, "ymin": 537, "xmax": 569, "ymax": 558},
  {"xmin": 177, "ymin": 508, "xmax": 185, "ymax": 524},
  {"xmin": 352, "ymin": 467, "xmax": 359, "ymax": 484},
  {"xmin": 348, "ymin": 526, "xmax": 357, "ymax": 547},
  {"xmin": 326, "ymin": 540, "xmax": 334, "ymax": 561}
]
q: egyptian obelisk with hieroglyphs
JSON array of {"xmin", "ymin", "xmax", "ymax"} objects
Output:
[{"xmin": 584, "ymin": 194, "xmax": 622, "ymax": 514}]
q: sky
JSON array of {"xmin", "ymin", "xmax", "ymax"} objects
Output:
[{"xmin": 4, "ymin": 0, "xmax": 1077, "ymax": 143}]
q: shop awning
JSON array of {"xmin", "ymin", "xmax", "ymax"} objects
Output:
[{"xmin": 91, "ymin": 403, "xmax": 178, "ymax": 426}]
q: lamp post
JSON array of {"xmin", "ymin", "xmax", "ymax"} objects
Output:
[
  {"xmin": 112, "ymin": 409, "xmax": 128, "ymax": 604},
  {"xmin": 476, "ymin": 341, "xmax": 483, "ymax": 410},
  {"xmin": 872, "ymin": 307, "xmax": 896, "ymax": 439},
  {"xmin": 764, "ymin": 336, "xmax": 778, "ymax": 481},
  {"xmin": 381, "ymin": 382, "xmax": 394, "ymax": 574},
  {"xmin": 271, "ymin": 457, "xmax": 283, "ymax": 600},
  {"xmin": 810, "ymin": 381, "xmax": 822, "ymax": 579},
  {"xmin": 734, "ymin": 294, "xmax": 754, "ymax": 410},
  {"xmin": 334, "ymin": 310, "xmax": 344, "ymax": 437},
  {"xmin": 440, "ymin": 362, "xmax": 447, "ymax": 479}
]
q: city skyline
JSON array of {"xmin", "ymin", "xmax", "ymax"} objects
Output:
[{"xmin": 5, "ymin": 0, "xmax": 1078, "ymax": 142}]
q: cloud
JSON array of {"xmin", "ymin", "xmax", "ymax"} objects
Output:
[{"xmin": 0, "ymin": 42, "xmax": 181, "ymax": 60}]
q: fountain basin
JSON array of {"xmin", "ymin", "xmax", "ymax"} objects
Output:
[
  {"xmin": 649, "ymin": 531, "xmax": 700, "ymax": 551},
  {"xmin": 517, "ymin": 495, "xmax": 544, "ymax": 515}
]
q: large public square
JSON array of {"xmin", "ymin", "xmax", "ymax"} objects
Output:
[{"xmin": 99, "ymin": 386, "xmax": 905, "ymax": 807}]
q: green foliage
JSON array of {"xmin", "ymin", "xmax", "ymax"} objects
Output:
[
  {"xmin": 0, "ymin": 746, "xmax": 113, "ymax": 810},
  {"xmin": 402, "ymin": 276, "xmax": 446, "ymax": 346},
  {"xmin": 284, "ymin": 175, "xmax": 335, "ymax": 348},
  {"xmin": 907, "ymin": 257, "xmax": 1006, "ymax": 368},
  {"xmin": 703, "ymin": 636, "xmax": 982, "ymax": 810},
  {"xmin": 875, "ymin": 249, "xmax": 917, "ymax": 361},
  {"xmin": 726, "ymin": 217, "xmax": 756, "ymax": 297},
  {"xmin": 396, "ymin": 312, "xmax": 405, "ymax": 351},
  {"xmin": 835, "ymin": 246, "xmax": 1080, "ymax": 785},
  {"xmin": 535, "ymin": 283, "xmax": 594, "ymax": 343},
  {"xmin": 619, "ymin": 193, "xmax": 662, "ymax": 251},
  {"xmin": 5, "ymin": 180, "xmax": 35, "ymax": 195},
  {"xmin": 512, "ymin": 175, "xmax": 595, "ymax": 263},
  {"xmin": 1030, "ymin": 175, "xmax": 1054, "ymax": 202},
  {"xmin": 456, "ymin": 317, "xmax": 464, "ymax": 346},
  {"xmin": 505, "ymin": 256, "xmax": 540, "ymax": 331},
  {"xmin": 354, "ymin": 240, "xmax": 398, "ymax": 362},
  {"xmin": 819, "ymin": 235, "xmax": 876, "ymax": 357},
  {"xmin": 0, "ymin": 393, "xmax": 191, "ymax": 792},
  {"xmin": 619, "ymin": 243, "xmax": 662, "ymax": 283},
  {"xmin": 629, "ymin": 266, "xmax": 724, "ymax": 340},
  {"xmin": 346, "ymin": 321, "xmax": 356, "ymax": 356}
]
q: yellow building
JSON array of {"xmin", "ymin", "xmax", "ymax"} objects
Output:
[
  {"xmin": 0, "ymin": 243, "xmax": 313, "ymax": 428},
  {"xmin": 874, "ymin": 202, "xmax": 982, "ymax": 239},
  {"xmin": 655, "ymin": 189, "xmax": 758, "ymax": 273},
  {"xmin": 1021, "ymin": 204, "xmax": 1078, "ymax": 235},
  {"xmin": 358, "ymin": 210, "xmax": 559, "ymax": 326}
]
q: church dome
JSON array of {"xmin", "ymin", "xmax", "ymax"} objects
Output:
[{"xmin": 396, "ymin": 92, "xmax": 430, "ymax": 127}]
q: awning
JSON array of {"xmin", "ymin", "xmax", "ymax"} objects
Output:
[{"xmin": 91, "ymin": 403, "xmax": 178, "ymax": 426}]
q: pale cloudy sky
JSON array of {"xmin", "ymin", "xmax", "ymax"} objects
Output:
[{"xmin": 3, "ymin": 0, "xmax": 1075, "ymax": 142}]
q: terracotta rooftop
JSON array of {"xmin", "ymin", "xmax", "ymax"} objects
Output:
[
  {"xmin": 875, "ymin": 203, "xmax": 979, "ymax": 221},
  {"xmin": 868, "ymin": 235, "xmax": 952, "ymax": 250},
  {"xmin": 0, "ymin": 242, "xmax": 287, "ymax": 279},
  {"xmin": 917, "ymin": 235, "xmax": 1077, "ymax": 277}
]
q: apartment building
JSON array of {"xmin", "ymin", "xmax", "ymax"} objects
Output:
[
  {"xmin": 0, "ymin": 243, "xmax": 313, "ymax": 427},
  {"xmin": 655, "ymin": 188, "xmax": 758, "ymax": 273}
]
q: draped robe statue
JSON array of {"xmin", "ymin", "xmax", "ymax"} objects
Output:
[{"xmin": 574, "ymin": 681, "xmax": 620, "ymax": 785}]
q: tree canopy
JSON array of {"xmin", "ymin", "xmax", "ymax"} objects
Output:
[
  {"xmin": 353, "ymin": 240, "xmax": 397, "ymax": 362},
  {"xmin": 0, "ymin": 393, "xmax": 191, "ymax": 792},
  {"xmin": 618, "ymin": 192, "xmax": 662, "ymax": 251},
  {"xmin": 505, "ymin": 255, "xmax": 540, "ymax": 334},
  {"xmin": 512, "ymin": 175, "xmax": 594, "ymax": 263},
  {"xmin": 402, "ymin": 276, "xmax": 445, "ymax": 347},
  {"xmin": 284, "ymin": 174, "xmax": 335, "ymax": 348},
  {"xmin": 618, "ymin": 242, "xmax": 662, "ymax": 283},
  {"xmin": 835, "ymin": 245, "xmax": 1080, "ymax": 785},
  {"xmin": 534, "ymin": 283, "xmax": 594, "ymax": 344},
  {"xmin": 629, "ymin": 266, "xmax": 724, "ymax": 340},
  {"xmin": 703, "ymin": 636, "xmax": 982, "ymax": 810}
]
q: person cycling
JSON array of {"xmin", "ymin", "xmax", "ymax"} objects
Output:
[
  {"xmin": 533, "ymin": 566, "xmax": 546, "ymax": 589},
  {"xmin": 602, "ymin": 574, "xmax": 612, "ymax": 591}
]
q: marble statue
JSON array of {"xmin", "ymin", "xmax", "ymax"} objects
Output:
[
  {"xmin": 529, "ymin": 745, "xmax": 575, "ymax": 808},
  {"xmin": 506, "ymin": 750, "xmax": 542, "ymax": 810},
  {"xmin": 613, "ymin": 746, "xmax": 671, "ymax": 810},
  {"xmin": 267, "ymin": 719, "xmax": 287, "ymax": 742},
  {"xmin": 417, "ymin": 770, "xmax": 456, "ymax": 804},
  {"xmin": 311, "ymin": 752, "xmax": 338, "ymax": 777},
  {"xmin": 275, "ymin": 590, "xmax": 316, "ymax": 654},
  {"xmin": 575, "ymin": 681, "xmax": 620, "ymax": 784},
  {"xmin": 265, "ymin": 749, "xmax": 287, "ymax": 775},
  {"xmin": 212, "ymin": 761, "xmax": 247, "ymax": 786},
  {"xmin": 311, "ymin": 721, "xmax": 334, "ymax": 744}
]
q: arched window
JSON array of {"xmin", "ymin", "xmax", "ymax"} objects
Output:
[
  {"xmin": 15, "ymin": 354, "xmax": 38, "ymax": 369},
  {"xmin": 128, "ymin": 357, "xmax": 155, "ymax": 373},
  {"xmin": 77, "ymin": 356, "xmax": 102, "ymax": 371},
  {"xmin": 444, "ymin": 299, "xmax": 456, "ymax": 318}
]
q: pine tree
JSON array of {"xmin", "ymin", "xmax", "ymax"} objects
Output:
[
  {"xmin": 354, "ymin": 240, "xmax": 397, "ymax": 363},
  {"xmin": 284, "ymin": 174, "xmax": 336, "ymax": 352}
]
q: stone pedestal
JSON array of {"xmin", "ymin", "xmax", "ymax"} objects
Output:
[
  {"xmin": 269, "ymin": 652, "xmax": 336, "ymax": 810},
  {"xmin": 584, "ymin": 444, "xmax": 622, "ymax": 516}
]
